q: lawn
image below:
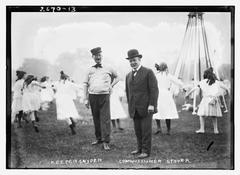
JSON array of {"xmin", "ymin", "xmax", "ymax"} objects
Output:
[{"xmin": 9, "ymin": 94, "xmax": 233, "ymax": 169}]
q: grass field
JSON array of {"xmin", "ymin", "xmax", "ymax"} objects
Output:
[{"xmin": 9, "ymin": 94, "xmax": 233, "ymax": 169}]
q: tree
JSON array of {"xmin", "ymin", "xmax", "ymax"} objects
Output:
[{"xmin": 18, "ymin": 58, "xmax": 50, "ymax": 79}]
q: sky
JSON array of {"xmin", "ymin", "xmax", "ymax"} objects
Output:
[{"xmin": 11, "ymin": 12, "xmax": 231, "ymax": 80}]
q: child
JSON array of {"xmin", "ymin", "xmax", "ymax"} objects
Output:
[
  {"xmin": 153, "ymin": 62, "xmax": 183, "ymax": 135},
  {"xmin": 185, "ymin": 68, "xmax": 230, "ymax": 134},
  {"xmin": 54, "ymin": 71, "xmax": 83, "ymax": 135},
  {"xmin": 22, "ymin": 75, "xmax": 45, "ymax": 132},
  {"xmin": 12, "ymin": 70, "xmax": 26, "ymax": 127},
  {"xmin": 40, "ymin": 76, "xmax": 54, "ymax": 111},
  {"xmin": 110, "ymin": 81, "xmax": 127, "ymax": 132}
]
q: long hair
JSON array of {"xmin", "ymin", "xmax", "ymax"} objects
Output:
[
  {"xmin": 40, "ymin": 76, "xmax": 47, "ymax": 82},
  {"xmin": 16, "ymin": 71, "xmax": 26, "ymax": 81},
  {"xmin": 24, "ymin": 75, "xmax": 34, "ymax": 87},
  {"xmin": 60, "ymin": 71, "xmax": 69, "ymax": 83},
  {"xmin": 203, "ymin": 67, "xmax": 217, "ymax": 86},
  {"xmin": 157, "ymin": 62, "xmax": 168, "ymax": 73}
]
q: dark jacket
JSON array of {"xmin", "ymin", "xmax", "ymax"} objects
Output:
[{"xmin": 125, "ymin": 66, "xmax": 159, "ymax": 118}]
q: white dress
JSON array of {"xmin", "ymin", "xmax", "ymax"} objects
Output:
[
  {"xmin": 110, "ymin": 82, "xmax": 127, "ymax": 120},
  {"xmin": 218, "ymin": 81, "xmax": 228, "ymax": 96},
  {"xmin": 54, "ymin": 80, "xmax": 82, "ymax": 120},
  {"xmin": 40, "ymin": 81, "xmax": 54, "ymax": 102},
  {"xmin": 33, "ymin": 83, "xmax": 41, "ymax": 110},
  {"xmin": 153, "ymin": 72, "xmax": 181, "ymax": 120},
  {"xmin": 12, "ymin": 79, "xmax": 24, "ymax": 114},
  {"xmin": 22, "ymin": 81, "xmax": 41, "ymax": 112},
  {"xmin": 197, "ymin": 79, "xmax": 223, "ymax": 117}
]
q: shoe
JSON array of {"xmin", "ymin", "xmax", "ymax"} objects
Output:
[
  {"xmin": 91, "ymin": 140, "xmax": 102, "ymax": 145},
  {"xmin": 137, "ymin": 153, "xmax": 149, "ymax": 159},
  {"xmin": 103, "ymin": 143, "xmax": 110, "ymax": 150},
  {"xmin": 192, "ymin": 111, "xmax": 197, "ymax": 115},
  {"xmin": 118, "ymin": 127, "xmax": 124, "ymax": 131},
  {"xmin": 69, "ymin": 124, "xmax": 76, "ymax": 135},
  {"xmin": 34, "ymin": 126, "xmax": 39, "ymax": 133},
  {"xmin": 70, "ymin": 117, "xmax": 76, "ymax": 128},
  {"xmin": 71, "ymin": 129, "xmax": 76, "ymax": 135},
  {"xmin": 35, "ymin": 116, "xmax": 40, "ymax": 122},
  {"xmin": 131, "ymin": 150, "xmax": 141, "ymax": 155},
  {"xmin": 195, "ymin": 130, "xmax": 205, "ymax": 134},
  {"xmin": 154, "ymin": 130, "xmax": 162, "ymax": 135},
  {"xmin": 214, "ymin": 130, "xmax": 219, "ymax": 134}
]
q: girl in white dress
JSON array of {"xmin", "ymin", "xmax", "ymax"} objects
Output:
[
  {"xmin": 32, "ymin": 77, "xmax": 42, "ymax": 122},
  {"xmin": 22, "ymin": 75, "xmax": 45, "ymax": 132},
  {"xmin": 40, "ymin": 76, "xmax": 54, "ymax": 110},
  {"xmin": 12, "ymin": 70, "xmax": 26, "ymax": 127},
  {"xmin": 153, "ymin": 63, "xmax": 183, "ymax": 135},
  {"xmin": 110, "ymin": 81, "xmax": 127, "ymax": 132},
  {"xmin": 185, "ymin": 68, "xmax": 230, "ymax": 134},
  {"xmin": 54, "ymin": 71, "xmax": 82, "ymax": 135},
  {"xmin": 218, "ymin": 79, "xmax": 229, "ymax": 113}
]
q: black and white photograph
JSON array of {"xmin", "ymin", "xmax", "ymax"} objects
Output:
[{"xmin": 2, "ymin": 2, "xmax": 238, "ymax": 173}]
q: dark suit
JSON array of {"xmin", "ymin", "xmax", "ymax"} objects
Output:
[{"xmin": 125, "ymin": 66, "xmax": 158, "ymax": 154}]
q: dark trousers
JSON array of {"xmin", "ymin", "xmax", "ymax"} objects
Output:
[
  {"xmin": 133, "ymin": 111, "xmax": 153, "ymax": 155},
  {"xmin": 89, "ymin": 94, "xmax": 111, "ymax": 143}
]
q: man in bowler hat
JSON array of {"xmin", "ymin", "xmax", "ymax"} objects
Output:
[
  {"xmin": 83, "ymin": 47, "xmax": 119, "ymax": 150},
  {"xmin": 125, "ymin": 49, "xmax": 159, "ymax": 159}
]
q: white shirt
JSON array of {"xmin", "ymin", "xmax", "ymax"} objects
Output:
[
  {"xmin": 132, "ymin": 65, "xmax": 142, "ymax": 76},
  {"xmin": 83, "ymin": 65, "xmax": 118, "ymax": 94}
]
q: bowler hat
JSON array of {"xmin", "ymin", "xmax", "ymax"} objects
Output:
[
  {"xmin": 90, "ymin": 47, "xmax": 102, "ymax": 55},
  {"xmin": 126, "ymin": 49, "xmax": 142, "ymax": 59}
]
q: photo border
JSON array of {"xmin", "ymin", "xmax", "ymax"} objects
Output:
[{"xmin": 6, "ymin": 5, "xmax": 235, "ymax": 170}]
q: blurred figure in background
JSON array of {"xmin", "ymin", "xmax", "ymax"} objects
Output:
[
  {"xmin": 218, "ymin": 78, "xmax": 229, "ymax": 113},
  {"xmin": 110, "ymin": 81, "xmax": 127, "ymax": 132},
  {"xmin": 22, "ymin": 75, "xmax": 45, "ymax": 132},
  {"xmin": 54, "ymin": 71, "xmax": 83, "ymax": 135},
  {"xmin": 11, "ymin": 70, "xmax": 26, "ymax": 127},
  {"xmin": 40, "ymin": 76, "xmax": 54, "ymax": 111},
  {"xmin": 32, "ymin": 76, "xmax": 41, "ymax": 122}
]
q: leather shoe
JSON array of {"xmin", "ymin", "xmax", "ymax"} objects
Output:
[
  {"xmin": 137, "ymin": 153, "xmax": 149, "ymax": 159},
  {"xmin": 154, "ymin": 130, "xmax": 162, "ymax": 135},
  {"xmin": 91, "ymin": 140, "xmax": 102, "ymax": 145},
  {"xmin": 131, "ymin": 150, "xmax": 141, "ymax": 155},
  {"xmin": 195, "ymin": 130, "xmax": 205, "ymax": 134},
  {"xmin": 103, "ymin": 143, "xmax": 110, "ymax": 150},
  {"xmin": 70, "ymin": 117, "xmax": 76, "ymax": 128}
]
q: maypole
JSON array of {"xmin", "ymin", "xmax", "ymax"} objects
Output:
[{"xmin": 174, "ymin": 12, "xmax": 219, "ymax": 114}]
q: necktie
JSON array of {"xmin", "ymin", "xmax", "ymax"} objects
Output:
[
  {"xmin": 133, "ymin": 69, "xmax": 137, "ymax": 76},
  {"xmin": 132, "ymin": 69, "xmax": 137, "ymax": 81},
  {"xmin": 93, "ymin": 63, "xmax": 102, "ymax": 68}
]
